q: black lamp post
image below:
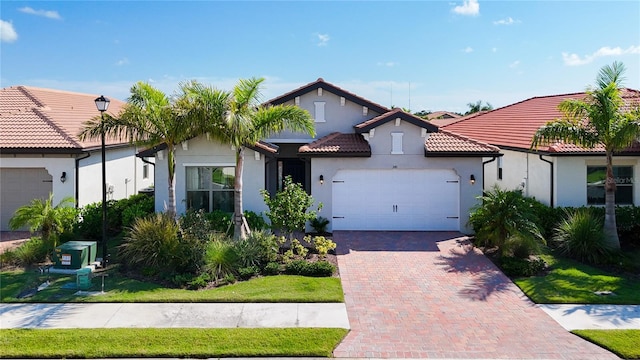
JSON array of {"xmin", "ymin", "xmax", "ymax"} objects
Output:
[{"xmin": 94, "ymin": 95, "xmax": 110, "ymax": 267}]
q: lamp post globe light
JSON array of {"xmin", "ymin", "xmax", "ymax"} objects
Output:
[{"xmin": 94, "ymin": 95, "xmax": 110, "ymax": 267}]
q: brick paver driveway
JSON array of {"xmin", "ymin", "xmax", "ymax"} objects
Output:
[{"xmin": 333, "ymin": 231, "xmax": 617, "ymax": 359}]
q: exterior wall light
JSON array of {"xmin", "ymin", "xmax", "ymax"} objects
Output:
[
  {"xmin": 60, "ymin": 171, "xmax": 67, "ymax": 183},
  {"xmin": 470, "ymin": 174, "xmax": 476, "ymax": 185},
  {"xmin": 319, "ymin": 175, "xmax": 324, "ymax": 185}
]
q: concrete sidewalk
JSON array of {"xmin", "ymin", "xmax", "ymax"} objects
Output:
[
  {"xmin": 539, "ymin": 304, "xmax": 640, "ymax": 330},
  {"xmin": 0, "ymin": 303, "xmax": 350, "ymax": 329}
]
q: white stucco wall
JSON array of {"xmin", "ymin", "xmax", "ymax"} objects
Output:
[
  {"xmin": 484, "ymin": 149, "xmax": 640, "ymax": 207},
  {"xmin": 77, "ymin": 146, "xmax": 154, "ymax": 207},
  {"xmin": 154, "ymin": 136, "xmax": 267, "ymax": 216},
  {"xmin": 556, "ymin": 156, "xmax": 640, "ymax": 207}
]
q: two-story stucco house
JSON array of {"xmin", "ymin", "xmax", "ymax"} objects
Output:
[{"xmin": 150, "ymin": 78, "xmax": 500, "ymax": 233}]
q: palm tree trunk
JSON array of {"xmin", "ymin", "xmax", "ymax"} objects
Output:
[
  {"xmin": 234, "ymin": 146, "xmax": 246, "ymax": 239},
  {"xmin": 604, "ymin": 150, "xmax": 620, "ymax": 249},
  {"xmin": 167, "ymin": 145, "xmax": 177, "ymax": 219}
]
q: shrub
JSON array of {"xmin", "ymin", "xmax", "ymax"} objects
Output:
[
  {"xmin": 310, "ymin": 216, "xmax": 330, "ymax": 234},
  {"xmin": 282, "ymin": 238, "xmax": 308, "ymax": 263},
  {"xmin": 76, "ymin": 194, "xmax": 154, "ymax": 239},
  {"xmin": 469, "ymin": 186, "xmax": 545, "ymax": 257},
  {"xmin": 309, "ymin": 235, "xmax": 336, "ymax": 258},
  {"xmin": 284, "ymin": 260, "xmax": 335, "ymax": 277},
  {"xmin": 119, "ymin": 213, "xmax": 182, "ymax": 276},
  {"xmin": 235, "ymin": 230, "xmax": 279, "ymax": 268},
  {"xmin": 203, "ymin": 237, "xmax": 239, "ymax": 283},
  {"xmin": 238, "ymin": 266, "xmax": 260, "ymax": 280},
  {"xmin": 187, "ymin": 273, "xmax": 211, "ymax": 289},
  {"xmin": 244, "ymin": 211, "xmax": 269, "ymax": 232},
  {"xmin": 1, "ymin": 237, "xmax": 49, "ymax": 267},
  {"xmin": 206, "ymin": 210, "xmax": 233, "ymax": 235},
  {"xmin": 498, "ymin": 256, "xmax": 546, "ymax": 277},
  {"xmin": 263, "ymin": 262, "xmax": 281, "ymax": 276},
  {"xmin": 180, "ymin": 209, "xmax": 213, "ymax": 243},
  {"xmin": 261, "ymin": 175, "xmax": 322, "ymax": 238},
  {"xmin": 552, "ymin": 208, "xmax": 613, "ymax": 264},
  {"xmin": 120, "ymin": 194, "xmax": 154, "ymax": 228}
]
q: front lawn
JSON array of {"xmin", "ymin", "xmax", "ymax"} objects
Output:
[
  {"xmin": 0, "ymin": 270, "xmax": 344, "ymax": 303},
  {"xmin": 0, "ymin": 328, "xmax": 348, "ymax": 358},
  {"xmin": 572, "ymin": 330, "xmax": 640, "ymax": 359},
  {"xmin": 513, "ymin": 254, "xmax": 640, "ymax": 304}
]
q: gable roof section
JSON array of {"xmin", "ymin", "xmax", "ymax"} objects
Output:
[
  {"xmin": 425, "ymin": 129, "xmax": 501, "ymax": 157},
  {"xmin": 266, "ymin": 78, "xmax": 390, "ymax": 114},
  {"xmin": 0, "ymin": 86, "xmax": 127, "ymax": 152},
  {"xmin": 298, "ymin": 132, "xmax": 370, "ymax": 157},
  {"xmin": 443, "ymin": 88, "xmax": 640, "ymax": 154},
  {"xmin": 354, "ymin": 108, "xmax": 439, "ymax": 133}
]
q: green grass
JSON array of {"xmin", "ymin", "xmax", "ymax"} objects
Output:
[
  {"xmin": 0, "ymin": 328, "xmax": 348, "ymax": 358},
  {"xmin": 513, "ymin": 254, "xmax": 640, "ymax": 304},
  {"xmin": 572, "ymin": 330, "xmax": 640, "ymax": 359},
  {"xmin": 1, "ymin": 270, "xmax": 344, "ymax": 303}
]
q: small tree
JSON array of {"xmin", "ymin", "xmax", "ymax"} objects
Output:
[
  {"xmin": 9, "ymin": 193, "xmax": 77, "ymax": 250},
  {"xmin": 261, "ymin": 176, "xmax": 322, "ymax": 239}
]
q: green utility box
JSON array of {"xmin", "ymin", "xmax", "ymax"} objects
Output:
[
  {"xmin": 53, "ymin": 243, "xmax": 89, "ymax": 269},
  {"xmin": 76, "ymin": 267, "xmax": 93, "ymax": 290},
  {"xmin": 68, "ymin": 241, "xmax": 98, "ymax": 264}
]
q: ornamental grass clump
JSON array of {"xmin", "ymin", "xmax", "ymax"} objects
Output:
[{"xmin": 552, "ymin": 208, "xmax": 613, "ymax": 264}]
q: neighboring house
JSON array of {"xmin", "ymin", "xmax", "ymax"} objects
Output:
[
  {"xmin": 428, "ymin": 111, "xmax": 486, "ymax": 127},
  {"xmin": 151, "ymin": 78, "xmax": 499, "ymax": 232},
  {"xmin": 0, "ymin": 86, "xmax": 154, "ymax": 230},
  {"xmin": 444, "ymin": 89, "xmax": 640, "ymax": 208}
]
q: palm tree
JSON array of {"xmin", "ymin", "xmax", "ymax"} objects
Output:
[
  {"xmin": 532, "ymin": 61, "xmax": 640, "ymax": 249},
  {"xmin": 465, "ymin": 100, "xmax": 493, "ymax": 115},
  {"xmin": 9, "ymin": 193, "xmax": 76, "ymax": 249},
  {"xmin": 80, "ymin": 82, "xmax": 199, "ymax": 218},
  {"xmin": 181, "ymin": 78, "xmax": 315, "ymax": 239}
]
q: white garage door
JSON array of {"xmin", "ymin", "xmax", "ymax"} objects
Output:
[
  {"xmin": 331, "ymin": 169, "xmax": 459, "ymax": 231},
  {"xmin": 1, "ymin": 168, "xmax": 53, "ymax": 231}
]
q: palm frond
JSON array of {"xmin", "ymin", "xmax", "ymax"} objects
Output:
[
  {"xmin": 531, "ymin": 120, "xmax": 599, "ymax": 149},
  {"xmin": 596, "ymin": 61, "xmax": 626, "ymax": 89},
  {"xmin": 252, "ymin": 105, "xmax": 316, "ymax": 140}
]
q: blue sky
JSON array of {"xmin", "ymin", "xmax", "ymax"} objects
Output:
[{"xmin": 1, "ymin": 0, "xmax": 639, "ymax": 113}]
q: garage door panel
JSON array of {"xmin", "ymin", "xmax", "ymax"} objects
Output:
[
  {"xmin": 332, "ymin": 169, "xmax": 459, "ymax": 231},
  {"xmin": 1, "ymin": 168, "xmax": 53, "ymax": 231}
]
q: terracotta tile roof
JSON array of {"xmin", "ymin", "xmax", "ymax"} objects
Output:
[
  {"xmin": 429, "ymin": 111, "xmax": 486, "ymax": 127},
  {"xmin": 443, "ymin": 88, "xmax": 640, "ymax": 154},
  {"xmin": 425, "ymin": 129, "xmax": 501, "ymax": 156},
  {"xmin": 266, "ymin": 78, "xmax": 390, "ymax": 114},
  {"xmin": 427, "ymin": 111, "xmax": 461, "ymax": 120},
  {"xmin": 298, "ymin": 132, "xmax": 371, "ymax": 157},
  {"xmin": 0, "ymin": 85, "xmax": 126, "ymax": 151},
  {"xmin": 355, "ymin": 108, "xmax": 439, "ymax": 133}
]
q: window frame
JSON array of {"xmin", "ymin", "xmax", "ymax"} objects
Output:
[
  {"xmin": 586, "ymin": 165, "xmax": 634, "ymax": 205},
  {"xmin": 185, "ymin": 165, "xmax": 236, "ymax": 212}
]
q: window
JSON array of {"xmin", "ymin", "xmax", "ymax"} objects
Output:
[
  {"xmin": 314, "ymin": 102, "xmax": 325, "ymax": 122},
  {"xmin": 391, "ymin": 132, "xmax": 404, "ymax": 154},
  {"xmin": 186, "ymin": 166, "xmax": 235, "ymax": 212},
  {"xmin": 142, "ymin": 158, "xmax": 149, "ymax": 179},
  {"xmin": 586, "ymin": 166, "xmax": 634, "ymax": 205}
]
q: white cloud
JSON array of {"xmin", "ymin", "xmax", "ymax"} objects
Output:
[
  {"xmin": 463, "ymin": 46, "xmax": 473, "ymax": 53},
  {"xmin": 562, "ymin": 45, "xmax": 640, "ymax": 66},
  {"xmin": 377, "ymin": 61, "xmax": 397, "ymax": 67},
  {"xmin": 452, "ymin": 0, "xmax": 480, "ymax": 16},
  {"xmin": 492, "ymin": 47, "xmax": 497, "ymax": 53},
  {"xmin": 0, "ymin": 20, "xmax": 18, "ymax": 43},
  {"xmin": 493, "ymin": 17, "xmax": 520, "ymax": 25},
  {"xmin": 317, "ymin": 33, "xmax": 330, "ymax": 47},
  {"xmin": 115, "ymin": 58, "xmax": 129, "ymax": 66},
  {"xmin": 18, "ymin": 6, "xmax": 62, "ymax": 20},
  {"xmin": 509, "ymin": 60, "xmax": 520, "ymax": 68}
]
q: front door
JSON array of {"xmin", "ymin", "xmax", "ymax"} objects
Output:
[{"xmin": 278, "ymin": 158, "xmax": 308, "ymax": 192}]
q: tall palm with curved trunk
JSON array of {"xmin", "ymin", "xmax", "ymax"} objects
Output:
[
  {"xmin": 80, "ymin": 82, "xmax": 198, "ymax": 218},
  {"xmin": 532, "ymin": 62, "xmax": 640, "ymax": 249},
  {"xmin": 181, "ymin": 78, "xmax": 315, "ymax": 239}
]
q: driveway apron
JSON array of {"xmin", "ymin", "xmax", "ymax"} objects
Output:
[{"xmin": 333, "ymin": 231, "xmax": 618, "ymax": 359}]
